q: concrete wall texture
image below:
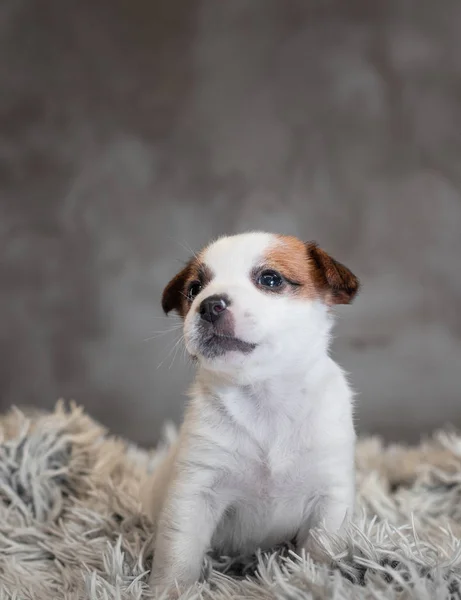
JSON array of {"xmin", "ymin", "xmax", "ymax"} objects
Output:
[{"xmin": 0, "ymin": 0, "xmax": 460, "ymax": 445}]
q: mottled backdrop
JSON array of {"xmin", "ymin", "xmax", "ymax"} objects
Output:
[{"xmin": 1, "ymin": 0, "xmax": 460, "ymax": 445}]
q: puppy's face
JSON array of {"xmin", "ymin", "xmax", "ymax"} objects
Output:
[{"xmin": 162, "ymin": 233, "xmax": 359, "ymax": 377}]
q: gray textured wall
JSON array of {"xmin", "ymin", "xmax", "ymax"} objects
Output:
[{"xmin": 1, "ymin": 0, "xmax": 460, "ymax": 445}]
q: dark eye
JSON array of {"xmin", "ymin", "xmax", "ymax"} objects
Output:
[
  {"xmin": 187, "ymin": 281, "xmax": 202, "ymax": 301},
  {"xmin": 257, "ymin": 270, "xmax": 284, "ymax": 290}
]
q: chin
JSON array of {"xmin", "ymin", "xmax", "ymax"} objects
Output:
[{"xmin": 188, "ymin": 334, "xmax": 256, "ymax": 370}]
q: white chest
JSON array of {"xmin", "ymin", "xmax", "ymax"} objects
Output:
[
  {"xmin": 213, "ymin": 447, "xmax": 315, "ymax": 554},
  {"xmin": 198, "ymin": 367, "xmax": 354, "ymax": 555},
  {"xmin": 210, "ymin": 421, "xmax": 320, "ymax": 554}
]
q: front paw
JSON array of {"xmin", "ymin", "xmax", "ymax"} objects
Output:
[
  {"xmin": 148, "ymin": 579, "xmax": 181, "ymax": 600},
  {"xmin": 149, "ymin": 573, "xmax": 199, "ymax": 599},
  {"xmin": 297, "ymin": 530, "xmax": 329, "ymax": 563},
  {"xmin": 297, "ymin": 525, "xmax": 349, "ymax": 567}
]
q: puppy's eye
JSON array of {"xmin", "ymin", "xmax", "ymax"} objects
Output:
[
  {"xmin": 257, "ymin": 270, "xmax": 284, "ymax": 289},
  {"xmin": 187, "ymin": 281, "xmax": 202, "ymax": 301}
]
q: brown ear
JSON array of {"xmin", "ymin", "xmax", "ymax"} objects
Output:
[
  {"xmin": 306, "ymin": 242, "xmax": 360, "ymax": 305},
  {"xmin": 161, "ymin": 261, "xmax": 193, "ymax": 315}
]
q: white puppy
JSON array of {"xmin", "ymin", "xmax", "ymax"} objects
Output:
[{"xmin": 143, "ymin": 232, "xmax": 360, "ymax": 595}]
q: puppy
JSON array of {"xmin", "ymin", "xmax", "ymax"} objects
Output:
[{"xmin": 143, "ymin": 232, "xmax": 360, "ymax": 595}]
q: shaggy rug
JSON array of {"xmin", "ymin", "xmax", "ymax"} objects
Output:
[{"xmin": 1, "ymin": 403, "xmax": 461, "ymax": 599}]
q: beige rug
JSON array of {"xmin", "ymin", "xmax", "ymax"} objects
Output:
[{"xmin": 1, "ymin": 402, "xmax": 460, "ymax": 599}]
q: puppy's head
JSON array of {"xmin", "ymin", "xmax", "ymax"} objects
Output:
[{"xmin": 162, "ymin": 233, "xmax": 359, "ymax": 377}]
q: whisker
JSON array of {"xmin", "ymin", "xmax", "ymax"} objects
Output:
[
  {"xmin": 157, "ymin": 332, "xmax": 185, "ymax": 370},
  {"xmin": 169, "ymin": 334, "xmax": 185, "ymax": 369},
  {"xmin": 145, "ymin": 325, "xmax": 183, "ymax": 334},
  {"xmin": 143, "ymin": 326, "xmax": 183, "ymax": 343},
  {"xmin": 176, "ymin": 240, "xmax": 207, "ymax": 271},
  {"xmin": 176, "ymin": 240, "xmax": 198, "ymax": 260},
  {"xmin": 149, "ymin": 316, "xmax": 182, "ymax": 320}
]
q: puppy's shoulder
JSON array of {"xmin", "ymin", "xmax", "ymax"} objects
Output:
[
  {"xmin": 308, "ymin": 357, "xmax": 355, "ymax": 441},
  {"xmin": 313, "ymin": 356, "xmax": 353, "ymax": 402}
]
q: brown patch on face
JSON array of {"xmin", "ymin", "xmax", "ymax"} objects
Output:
[
  {"xmin": 264, "ymin": 235, "xmax": 359, "ymax": 305},
  {"xmin": 264, "ymin": 236, "xmax": 318, "ymax": 298},
  {"xmin": 161, "ymin": 254, "xmax": 213, "ymax": 317}
]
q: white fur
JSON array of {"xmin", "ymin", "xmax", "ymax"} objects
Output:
[{"xmin": 143, "ymin": 232, "xmax": 356, "ymax": 595}]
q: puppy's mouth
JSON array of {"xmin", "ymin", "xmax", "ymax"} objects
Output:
[{"xmin": 197, "ymin": 328, "xmax": 256, "ymax": 359}]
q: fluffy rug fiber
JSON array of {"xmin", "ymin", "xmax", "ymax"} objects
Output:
[{"xmin": 1, "ymin": 404, "xmax": 461, "ymax": 599}]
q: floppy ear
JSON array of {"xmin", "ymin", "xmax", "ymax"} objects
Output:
[
  {"xmin": 161, "ymin": 262, "xmax": 192, "ymax": 315},
  {"xmin": 306, "ymin": 242, "xmax": 360, "ymax": 305}
]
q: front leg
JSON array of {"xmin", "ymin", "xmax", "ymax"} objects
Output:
[
  {"xmin": 150, "ymin": 478, "xmax": 227, "ymax": 596},
  {"xmin": 296, "ymin": 485, "xmax": 354, "ymax": 557}
]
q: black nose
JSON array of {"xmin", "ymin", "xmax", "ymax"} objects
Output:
[{"xmin": 199, "ymin": 295, "xmax": 229, "ymax": 324}]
